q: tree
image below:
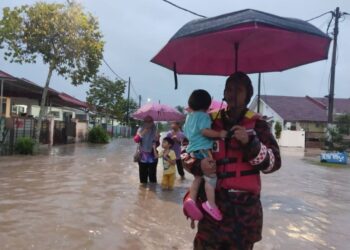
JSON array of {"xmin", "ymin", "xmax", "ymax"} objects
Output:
[
  {"xmin": 175, "ymin": 105, "xmax": 185, "ymax": 114},
  {"xmin": 86, "ymin": 75, "xmax": 126, "ymax": 120},
  {"xmin": 86, "ymin": 75, "xmax": 138, "ymax": 123},
  {"xmin": 274, "ymin": 121, "xmax": 282, "ymax": 139},
  {"xmin": 326, "ymin": 114, "xmax": 350, "ymax": 151},
  {"xmin": 114, "ymin": 98, "xmax": 138, "ymax": 123},
  {"xmin": 0, "ymin": 2, "xmax": 104, "ymax": 143}
]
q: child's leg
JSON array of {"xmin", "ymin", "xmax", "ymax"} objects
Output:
[
  {"xmin": 161, "ymin": 174, "xmax": 169, "ymax": 189},
  {"xmin": 189, "ymin": 176, "xmax": 202, "ymax": 200},
  {"xmin": 202, "ymin": 176, "xmax": 222, "ymax": 221},
  {"xmin": 204, "ymin": 176, "xmax": 218, "ymax": 208},
  {"xmin": 168, "ymin": 173, "xmax": 176, "ymax": 190}
]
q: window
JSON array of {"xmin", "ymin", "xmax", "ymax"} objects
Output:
[{"xmin": 49, "ymin": 111, "xmax": 60, "ymax": 118}]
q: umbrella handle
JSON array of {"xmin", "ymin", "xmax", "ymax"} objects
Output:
[
  {"xmin": 173, "ymin": 62, "xmax": 178, "ymax": 90},
  {"xmin": 234, "ymin": 42, "xmax": 239, "ymax": 73}
]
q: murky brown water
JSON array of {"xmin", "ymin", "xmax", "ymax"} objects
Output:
[{"xmin": 0, "ymin": 140, "xmax": 349, "ymax": 250}]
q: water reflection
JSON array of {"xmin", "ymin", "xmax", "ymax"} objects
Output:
[{"xmin": 0, "ymin": 141, "xmax": 349, "ymax": 249}]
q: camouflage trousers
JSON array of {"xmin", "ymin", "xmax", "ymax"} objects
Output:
[{"xmin": 194, "ymin": 189, "xmax": 263, "ymax": 250}]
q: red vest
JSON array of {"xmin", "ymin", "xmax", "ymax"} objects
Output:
[{"xmin": 211, "ymin": 110, "xmax": 261, "ymax": 194}]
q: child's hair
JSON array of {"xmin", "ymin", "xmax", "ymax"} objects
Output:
[
  {"xmin": 163, "ymin": 137, "xmax": 174, "ymax": 147},
  {"xmin": 188, "ymin": 89, "xmax": 212, "ymax": 111}
]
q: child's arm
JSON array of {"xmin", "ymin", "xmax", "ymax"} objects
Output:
[
  {"xmin": 164, "ymin": 151, "xmax": 176, "ymax": 165},
  {"xmin": 202, "ymin": 128, "xmax": 227, "ymax": 139}
]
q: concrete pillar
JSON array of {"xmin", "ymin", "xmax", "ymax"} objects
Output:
[
  {"xmin": 5, "ymin": 97, "xmax": 11, "ymax": 118},
  {"xmin": 48, "ymin": 117, "xmax": 55, "ymax": 146}
]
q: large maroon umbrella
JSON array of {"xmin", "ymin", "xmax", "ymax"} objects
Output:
[{"xmin": 151, "ymin": 9, "xmax": 331, "ymax": 88}]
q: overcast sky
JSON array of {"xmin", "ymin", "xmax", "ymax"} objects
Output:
[{"xmin": 1, "ymin": 0, "xmax": 349, "ymax": 107}]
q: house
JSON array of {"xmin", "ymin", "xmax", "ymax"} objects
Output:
[
  {"xmin": 0, "ymin": 69, "xmax": 89, "ymax": 153},
  {"xmin": 249, "ymin": 95, "xmax": 350, "ymax": 148}
]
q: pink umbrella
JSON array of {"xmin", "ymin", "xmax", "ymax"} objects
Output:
[
  {"xmin": 132, "ymin": 103, "xmax": 185, "ymax": 122},
  {"xmin": 209, "ymin": 99, "xmax": 227, "ymax": 112},
  {"xmin": 185, "ymin": 99, "xmax": 228, "ymax": 113}
]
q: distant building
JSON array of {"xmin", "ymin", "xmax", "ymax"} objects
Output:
[{"xmin": 250, "ymin": 95, "xmax": 350, "ymax": 148}]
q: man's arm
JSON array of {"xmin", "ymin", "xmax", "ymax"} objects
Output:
[{"xmin": 242, "ymin": 119, "xmax": 281, "ymax": 174}]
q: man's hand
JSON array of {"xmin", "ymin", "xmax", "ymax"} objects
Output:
[
  {"xmin": 231, "ymin": 125, "xmax": 249, "ymax": 145},
  {"xmin": 201, "ymin": 157, "xmax": 216, "ymax": 176}
]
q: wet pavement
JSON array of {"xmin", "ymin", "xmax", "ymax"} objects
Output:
[{"xmin": 0, "ymin": 139, "xmax": 349, "ymax": 250}]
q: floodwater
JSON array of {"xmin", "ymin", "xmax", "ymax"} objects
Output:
[{"xmin": 0, "ymin": 139, "xmax": 349, "ymax": 250}]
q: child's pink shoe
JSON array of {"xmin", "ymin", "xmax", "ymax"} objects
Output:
[
  {"xmin": 202, "ymin": 201, "xmax": 223, "ymax": 221},
  {"xmin": 183, "ymin": 198, "xmax": 203, "ymax": 221}
]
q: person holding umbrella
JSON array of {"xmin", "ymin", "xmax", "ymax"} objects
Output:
[
  {"xmin": 183, "ymin": 72, "xmax": 281, "ymax": 249},
  {"xmin": 133, "ymin": 116, "xmax": 160, "ymax": 184}
]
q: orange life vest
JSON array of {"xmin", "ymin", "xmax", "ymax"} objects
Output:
[{"xmin": 211, "ymin": 110, "xmax": 261, "ymax": 194}]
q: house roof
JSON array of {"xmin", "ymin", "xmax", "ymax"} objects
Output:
[
  {"xmin": 315, "ymin": 97, "xmax": 350, "ymax": 114},
  {"xmin": 0, "ymin": 70, "xmax": 17, "ymax": 80},
  {"xmin": 58, "ymin": 93, "xmax": 88, "ymax": 109},
  {"xmin": 1, "ymin": 69, "xmax": 87, "ymax": 109},
  {"xmin": 259, "ymin": 95, "xmax": 350, "ymax": 122}
]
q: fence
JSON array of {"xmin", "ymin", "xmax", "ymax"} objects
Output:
[{"xmin": 0, "ymin": 117, "xmax": 50, "ymax": 155}]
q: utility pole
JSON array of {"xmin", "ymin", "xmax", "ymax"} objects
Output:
[
  {"xmin": 0, "ymin": 79, "xmax": 4, "ymax": 117},
  {"xmin": 138, "ymin": 95, "xmax": 142, "ymax": 108},
  {"xmin": 126, "ymin": 77, "xmax": 131, "ymax": 126},
  {"xmin": 328, "ymin": 7, "xmax": 341, "ymax": 123}
]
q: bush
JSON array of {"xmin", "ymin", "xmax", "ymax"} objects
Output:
[
  {"xmin": 274, "ymin": 121, "xmax": 282, "ymax": 139},
  {"xmin": 15, "ymin": 137, "xmax": 36, "ymax": 155},
  {"xmin": 88, "ymin": 126, "xmax": 109, "ymax": 143}
]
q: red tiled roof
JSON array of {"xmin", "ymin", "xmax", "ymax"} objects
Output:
[
  {"xmin": 58, "ymin": 93, "xmax": 88, "ymax": 108},
  {"xmin": 0, "ymin": 70, "xmax": 17, "ymax": 80},
  {"xmin": 315, "ymin": 97, "xmax": 350, "ymax": 115},
  {"xmin": 260, "ymin": 95, "xmax": 350, "ymax": 122},
  {"xmin": 1, "ymin": 69, "xmax": 87, "ymax": 109}
]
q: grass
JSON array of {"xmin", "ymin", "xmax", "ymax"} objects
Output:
[{"xmin": 303, "ymin": 158, "xmax": 349, "ymax": 168}]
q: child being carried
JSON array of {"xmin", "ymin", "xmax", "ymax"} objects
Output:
[{"xmin": 183, "ymin": 89, "xmax": 227, "ymax": 222}]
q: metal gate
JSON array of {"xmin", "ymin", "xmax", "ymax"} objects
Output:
[
  {"xmin": 0, "ymin": 118, "xmax": 50, "ymax": 155},
  {"xmin": 53, "ymin": 121, "xmax": 76, "ymax": 145}
]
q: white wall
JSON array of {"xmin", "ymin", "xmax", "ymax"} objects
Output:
[
  {"xmin": 251, "ymin": 97, "xmax": 284, "ymax": 135},
  {"xmin": 11, "ymin": 97, "xmax": 38, "ymax": 116},
  {"xmin": 279, "ymin": 130, "xmax": 305, "ymax": 148},
  {"xmin": 31, "ymin": 105, "xmax": 76, "ymax": 121}
]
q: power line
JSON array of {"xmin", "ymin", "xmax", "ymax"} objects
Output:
[
  {"xmin": 305, "ymin": 11, "xmax": 332, "ymax": 22},
  {"xmin": 102, "ymin": 58, "xmax": 126, "ymax": 82},
  {"xmin": 161, "ymin": 0, "xmax": 207, "ymax": 18}
]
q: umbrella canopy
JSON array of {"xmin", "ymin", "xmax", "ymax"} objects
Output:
[
  {"xmin": 185, "ymin": 99, "xmax": 228, "ymax": 113},
  {"xmin": 132, "ymin": 103, "xmax": 185, "ymax": 122},
  {"xmin": 209, "ymin": 99, "xmax": 227, "ymax": 112},
  {"xmin": 151, "ymin": 9, "xmax": 331, "ymax": 77}
]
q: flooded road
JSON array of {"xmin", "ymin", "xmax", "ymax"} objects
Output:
[{"xmin": 0, "ymin": 139, "xmax": 349, "ymax": 250}]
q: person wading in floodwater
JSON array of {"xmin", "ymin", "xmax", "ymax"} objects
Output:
[
  {"xmin": 167, "ymin": 121, "xmax": 186, "ymax": 180},
  {"xmin": 182, "ymin": 72, "xmax": 281, "ymax": 249}
]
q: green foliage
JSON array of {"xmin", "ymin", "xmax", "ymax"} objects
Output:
[
  {"xmin": 175, "ymin": 105, "xmax": 185, "ymax": 114},
  {"xmin": 274, "ymin": 121, "xmax": 282, "ymax": 139},
  {"xmin": 0, "ymin": 2, "xmax": 104, "ymax": 143},
  {"xmin": 88, "ymin": 126, "xmax": 109, "ymax": 143},
  {"xmin": 327, "ymin": 114, "xmax": 350, "ymax": 151},
  {"xmin": 15, "ymin": 137, "xmax": 35, "ymax": 155},
  {"xmin": 0, "ymin": 2, "xmax": 104, "ymax": 84},
  {"xmin": 86, "ymin": 75, "xmax": 138, "ymax": 122},
  {"xmin": 157, "ymin": 122, "xmax": 169, "ymax": 133}
]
